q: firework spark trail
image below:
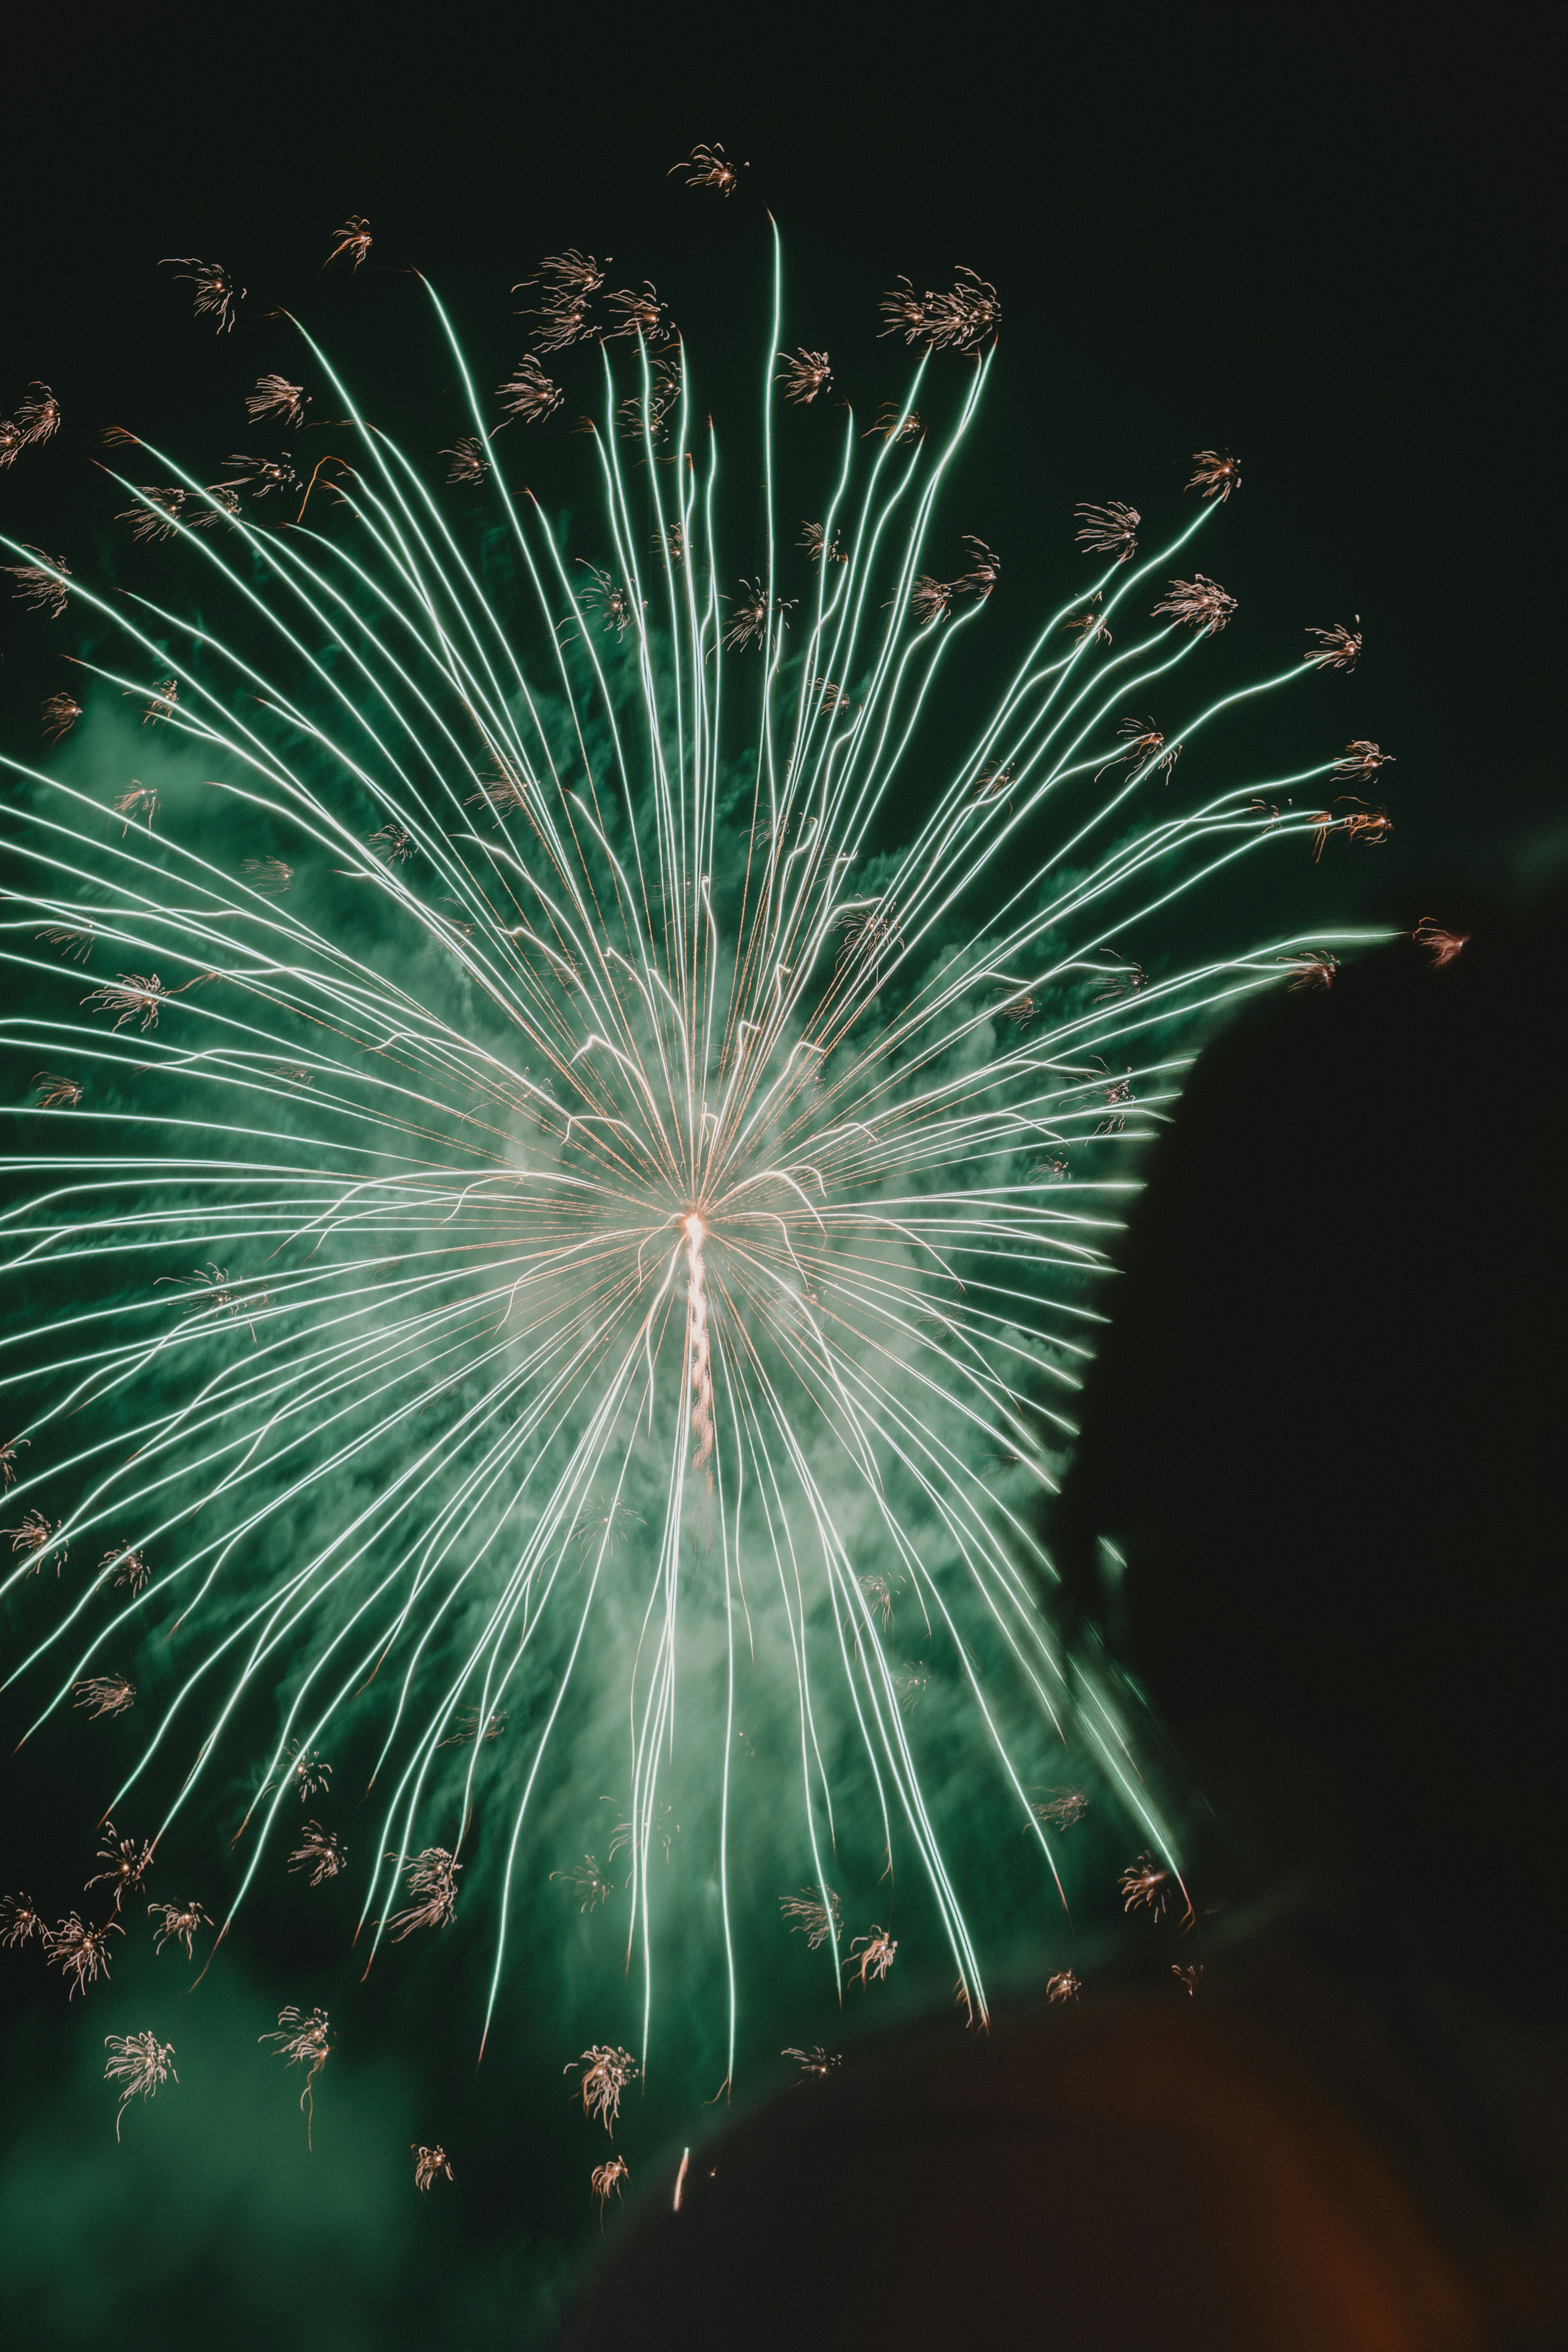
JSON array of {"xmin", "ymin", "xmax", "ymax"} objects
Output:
[{"xmin": 1, "ymin": 221, "xmax": 1386, "ymax": 2082}]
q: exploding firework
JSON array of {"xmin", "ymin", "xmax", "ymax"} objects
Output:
[{"xmin": 1, "ymin": 219, "xmax": 1385, "ymax": 2131}]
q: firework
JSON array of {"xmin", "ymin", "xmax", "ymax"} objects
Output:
[
  {"xmin": 570, "ymin": 2046, "xmax": 640, "ymax": 2133},
  {"xmin": 1, "ymin": 1893, "xmax": 45, "ymax": 1947},
  {"xmin": 669, "ymin": 143, "xmax": 745, "ymax": 197},
  {"xmin": 775, "ymin": 349, "xmax": 832, "ymax": 404},
  {"xmin": 1281, "ymin": 949, "xmax": 1338, "ymax": 991},
  {"xmin": 1074, "ymin": 501, "xmax": 1140, "ymax": 561},
  {"xmin": 149, "ymin": 1897, "xmax": 211, "ymax": 1956},
  {"xmin": 384, "ymin": 1846, "xmax": 461, "ymax": 1939},
  {"xmin": 4, "ymin": 549, "xmax": 70, "ymax": 616},
  {"xmin": 325, "ymin": 216, "xmax": 373, "ymax": 272},
  {"xmin": 245, "ymin": 374, "xmax": 306, "ymax": 428},
  {"xmin": 590, "ymin": 2155, "xmax": 629, "ymax": 2216},
  {"xmin": 1412, "ymin": 916, "xmax": 1467, "ymax": 967},
  {"xmin": 74, "ymin": 1674, "xmax": 136, "ymax": 1718},
  {"xmin": 879, "ymin": 267, "xmax": 1000, "ymax": 352},
  {"xmin": 1045, "ymin": 1969, "xmax": 1080, "ymax": 2002},
  {"xmin": 497, "ymin": 355, "xmax": 563, "ymax": 426},
  {"xmin": 87, "ymin": 1823, "xmax": 155, "ymax": 1907},
  {"xmin": 848, "ymin": 1926, "xmax": 898, "ymax": 1985},
  {"xmin": 779, "ymin": 1886, "xmax": 841, "ymax": 1951},
  {"xmin": 1119, "ymin": 1854, "xmax": 1170, "ymax": 1915},
  {"xmin": 103, "ymin": 2031, "xmax": 177, "ymax": 2138},
  {"xmin": 261, "ymin": 2006, "xmax": 332, "ymax": 2145},
  {"xmin": 1032, "ymin": 1788, "xmax": 1088, "ymax": 1830},
  {"xmin": 13, "ymin": 384, "xmax": 62, "ymax": 449},
  {"xmin": 1152, "ymin": 574, "xmax": 1236, "ymax": 635},
  {"xmin": 288, "ymin": 1824, "xmax": 347, "ymax": 1885},
  {"xmin": 783, "ymin": 2045, "xmax": 842, "ymax": 2080},
  {"xmin": 5, "ymin": 1510, "xmax": 65, "ymax": 1572},
  {"xmin": 0, "ymin": 225, "xmax": 1387, "ymax": 2115},
  {"xmin": 162, "ymin": 257, "xmax": 245, "ymax": 332},
  {"xmin": 443, "ymin": 437, "xmax": 489, "ymax": 486},
  {"xmin": 412, "ymin": 2143, "xmax": 455, "ymax": 2190},
  {"xmin": 1186, "ymin": 450, "xmax": 1241, "ymax": 501},
  {"xmin": 552, "ymin": 1855, "xmax": 612, "ymax": 1911},
  {"xmin": 1305, "ymin": 619, "xmax": 1362, "ymax": 670},
  {"xmin": 45, "ymin": 1912, "xmax": 122, "ymax": 1997},
  {"xmin": 40, "ymin": 692, "xmax": 82, "ymax": 742}
]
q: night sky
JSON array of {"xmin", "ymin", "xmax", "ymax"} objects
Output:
[{"xmin": 1, "ymin": 5, "xmax": 1559, "ymax": 2342}]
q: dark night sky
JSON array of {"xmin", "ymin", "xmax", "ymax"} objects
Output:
[{"xmin": 1, "ymin": 5, "xmax": 1561, "ymax": 2343}]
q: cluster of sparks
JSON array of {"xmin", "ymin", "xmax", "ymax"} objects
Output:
[{"xmin": 0, "ymin": 165, "xmax": 1432, "ymax": 2187}]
